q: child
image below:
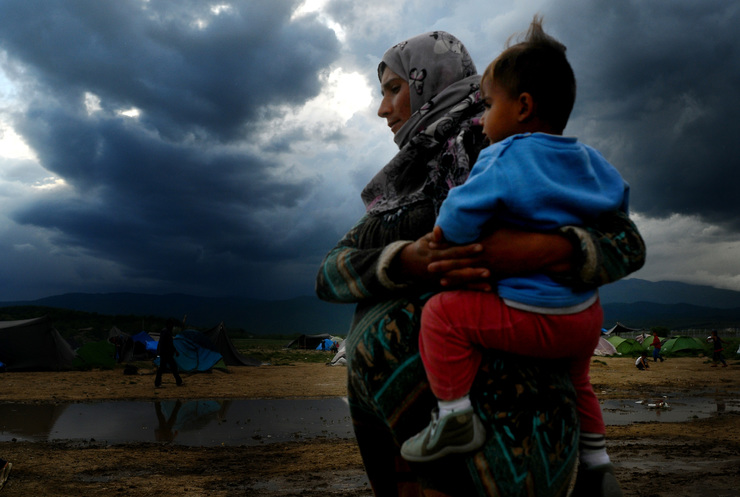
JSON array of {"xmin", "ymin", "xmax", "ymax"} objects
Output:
[
  {"xmin": 400, "ymin": 17, "xmax": 627, "ymax": 497},
  {"xmin": 636, "ymin": 352, "xmax": 650, "ymax": 370},
  {"xmin": 708, "ymin": 330, "xmax": 728, "ymax": 367}
]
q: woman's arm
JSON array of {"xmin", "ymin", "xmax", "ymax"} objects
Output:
[
  {"xmin": 557, "ymin": 210, "xmax": 646, "ymax": 288},
  {"xmin": 316, "ymin": 214, "xmax": 441, "ymax": 303},
  {"xmin": 427, "ymin": 210, "xmax": 645, "ymax": 289}
]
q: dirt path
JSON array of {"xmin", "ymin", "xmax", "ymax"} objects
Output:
[{"xmin": 1, "ymin": 357, "xmax": 738, "ymax": 496}]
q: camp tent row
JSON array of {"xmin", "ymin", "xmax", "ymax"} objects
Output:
[
  {"xmin": 1, "ymin": 317, "xmax": 260, "ymax": 372},
  {"xmin": 284, "ymin": 333, "xmax": 340, "ymax": 350},
  {"xmin": 596, "ymin": 332, "xmax": 710, "ymax": 357},
  {"xmin": 111, "ymin": 322, "xmax": 262, "ymax": 372}
]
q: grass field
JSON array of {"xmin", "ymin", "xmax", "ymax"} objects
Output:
[{"xmin": 232, "ymin": 337, "xmax": 339, "ymax": 365}]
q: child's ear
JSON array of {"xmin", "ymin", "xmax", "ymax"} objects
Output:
[{"xmin": 518, "ymin": 92, "xmax": 534, "ymax": 122}]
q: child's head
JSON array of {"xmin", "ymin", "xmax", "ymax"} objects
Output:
[{"xmin": 480, "ymin": 16, "xmax": 576, "ymax": 142}]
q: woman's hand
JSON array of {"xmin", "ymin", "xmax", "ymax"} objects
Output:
[{"xmin": 427, "ymin": 227, "xmax": 574, "ymax": 289}]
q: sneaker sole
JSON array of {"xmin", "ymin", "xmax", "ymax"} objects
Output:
[{"xmin": 401, "ymin": 416, "xmax": 486, "ymax": 462}]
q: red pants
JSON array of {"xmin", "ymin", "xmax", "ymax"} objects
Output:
[{"xmin": 419, "ymin": 290, "xmax": 605, "ymax": 434}]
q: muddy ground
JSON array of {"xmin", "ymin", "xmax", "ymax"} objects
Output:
[{"xmin": 1, "ymin": 357, "xmax": 739, "ymax": 496}]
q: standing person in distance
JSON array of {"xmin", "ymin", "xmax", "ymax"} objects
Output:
[
  {"xmin": 708, "ymin": 330, "xmax": 728, "ymax": 367},
  {"xmin": 154, "ymin": 318, "xmax": 183, "ymax": 387},
  {"xmin": 651, "ymin": 332, "xmax": 665, "ymax": 362}
]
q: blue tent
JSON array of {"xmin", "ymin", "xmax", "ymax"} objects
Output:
[
  {"xmin": 132, "ymin": 331, "xmax": 158, "ymax": 354},
  {"xmin": 315, "ymin": 338, "xmax": 335, "ymax": 351},
  {"xmin": 171, "ymin": 330, "xmax": 223, "ymax": 372}
]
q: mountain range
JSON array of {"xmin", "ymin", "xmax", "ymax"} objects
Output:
[{"xmin": 2, "ymin": 278, "xmax": 740, "ymax": 335}]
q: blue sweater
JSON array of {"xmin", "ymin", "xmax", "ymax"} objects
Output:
[{"xmin": 436, "ymin": 133, "xmax": 629, "ymax": 309}]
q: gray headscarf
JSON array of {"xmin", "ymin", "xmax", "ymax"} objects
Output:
[
  {"xmin": 361, "ymin": 31, "xmax": 482, "ymax": 214},
  {"xmin": 378, "ymin": 31, "xmax": 478, "ymax": 148}
]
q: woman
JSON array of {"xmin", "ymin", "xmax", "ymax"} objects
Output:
[{"xmin": 316, "ymin": 31, "xmax": 644, "ymax": 497}]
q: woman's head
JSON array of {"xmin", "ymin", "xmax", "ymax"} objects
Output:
[
  {"xmin": 377, "ymin": 67, "xmax": 412, "ymax": 135},
  {"xmin": 377, "ymin": 31, "xmax": 476, "ymax": 140},
  {"xmin": 481, "ymin": 16, "xmax": 576, "ymax": 134}
]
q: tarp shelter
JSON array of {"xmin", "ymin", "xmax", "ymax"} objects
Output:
[
  {"xmin": 201, "ymin": 322, "xmax": 261, "ymax": 366},
  {"xmin": 0, "ymin": 316, "xmax": 76, "ymax": 371},
  {"xmin": 163, "ymin": 325, "xmax": 262, "ymax": 372},
  {"xmin": 593, "ymin": 336, "xmax": 618, "ymax": 356},
  {"xmin": 606, "ymin": 335, "xmax": 646, "ymax": 356},
  {"xmin": 660, "ymin": 336, "xmax": 708, "ymax": 356},
  {"xmin": 114, "ymin": 331, "xmax": 159, "ymax": 363},
  {"xmin": 605, "ymin": 322, "xmax": 644, "ymax": 336},
  {"xmin": 170, "ymin": 330, "xmax": 224, "ymax": 372},
  {"xmin": 315, "ymin": 338, "xmax": 335, "ymax": 351},
  {"xmin": 285, "ymin": 333, "xmax": 333, "ymax": 350}
]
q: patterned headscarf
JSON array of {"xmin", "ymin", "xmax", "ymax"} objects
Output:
[
  {"xmin": 378, "ymin": 31, "xmax": 477, "ymax": 148},
  {"xmin": 362, "ymin": 31, "xmax": 483, "ymax": 214}
]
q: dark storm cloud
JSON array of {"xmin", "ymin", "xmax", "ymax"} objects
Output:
[
  {"xmin": 551, "ymin": 0, "xmax": 740, "ymax": 229},
  {"xmin": 0, "ymin": 0, "xmax": 340, "ymax": 297},
  {"xmin": 0, "ymin": 0, "xmax": 338, "ymax": 141}
]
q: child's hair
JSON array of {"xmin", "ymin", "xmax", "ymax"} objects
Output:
[{"xmin": 481, "ymin": 16, "xmax": 576, "ymax": 133}]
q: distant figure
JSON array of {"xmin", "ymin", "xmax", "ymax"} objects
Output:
[
  {"xmin": 708, "ymin": 330, "xmax": 728, "ymax": 367},
  {"xmin": 651, "ymin": 333, "xmax": 665, "ymax": 362},
  {"xmin": 0, "ymin": 458, "xmax": 11, "ymax": 490},
  {"xmin": 635, "ymin": 352, "xmax": 650, "ymax": 370},
  {"xmin": 155, "ymin": 318, "xmax": 183, "ymax": 387}
]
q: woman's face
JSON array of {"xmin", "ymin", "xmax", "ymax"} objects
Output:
[{"xmin": 377, "ymin": 67, "xmax": 412, "ymax": 135}]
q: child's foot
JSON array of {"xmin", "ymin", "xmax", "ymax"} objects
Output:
[
  {"xmin": 400, "ymin": 407, "xmax": 485, "ymax": 462},
  {"xmin": 570, "ymin": 463, "xmax": 623, "ymax": 497}
]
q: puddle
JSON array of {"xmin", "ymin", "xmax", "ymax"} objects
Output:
[
  {"xmin": 0, "ymin": 398, "xmax": 354, "ymax": 446},
  {"xmin": 600, "ymin": 397, "xmax": 740, "ymax": 424},
  {"xmin": 0, "ymin": 396, "xmax": 736, "ymax": 446}
]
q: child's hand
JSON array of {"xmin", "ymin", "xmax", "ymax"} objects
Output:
[{"xmin": 426, "ymin": 226, "xmax": 491, "ymax": 290}]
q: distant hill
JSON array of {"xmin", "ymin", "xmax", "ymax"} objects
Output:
[
  {"xmin": 599, "ymin": 278, "xmax": 740, "ymax": 309},
  {"xmin": 2, "ymin": 278, "xmax": 740, "ymax": 334},
  {"xmin": 0, "ymin": 293, "xmax": 356, "ymax": 336}
]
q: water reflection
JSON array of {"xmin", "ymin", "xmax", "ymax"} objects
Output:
[
  {"xmin": 154, "ymin": 400, "xmax": 227, "ymax": 442},
  {"xmin": 0, "ymin": 398, "xmax": 354, "ymax": 447},
  {"xmin": 0, "ymin": 397, "xmax": 737, "ymax": 446}
]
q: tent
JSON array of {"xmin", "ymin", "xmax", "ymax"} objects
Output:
[
  {"xmin": 165, "ymin": 325, "xmax": 262, "ymax": 372},
  {"xmin": 73, "ymin": 339, "xmax": 117, "ymax": 369},
  {"xmin": 328, "ymin": 339, "xmax": 347, "ymax": 366},
  {"xmin": 605, "ymin": 322, "xmax": 644, "ymax": 335},
  {"xmin": 0, "ymin": 316, "xmax": 76, "ymax": 371},
  {"xmin": 285, "ymin": 333, "xmax": 334, "ymax": 350},
  {"xmin": 606, "ymin": 335, "xmax": 646, "ymax": 356},
  {"xmin": 113, "ymin": 330, "xmax": 159, "ymax": 363},
  {"xmin": 660, "ymin": 336, "xmax": 708, "ymax": 356},
  {"xmin": 315, "ymin": 338, "xmax": 335, "ymax": 351},
  {"xmin": 170, "ymin": 330, "xmax": 224, "ymax": 372},
  {"xmin": 593, "ymin": 336, "xmax": 618, "ymax": 356},
  {"xmin": 201, "ymin": 322, "xmax": 261, "ymax": 366}
]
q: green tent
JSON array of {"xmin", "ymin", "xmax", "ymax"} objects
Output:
[
  {"xmin": 660, "ymin": 336, "xmax": 708, "ymax": 356},
  {"xmin": 72, "ymin": 339, "xmax": 117, "ymax": 369},
  {"xmin": 606, "ymin": 335, "xmax": 646, "ymax": 356}
]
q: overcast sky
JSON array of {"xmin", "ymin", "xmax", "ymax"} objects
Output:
[{"xmin": 1, "ymin": 0, "xmax": 739, "ymax": 301}]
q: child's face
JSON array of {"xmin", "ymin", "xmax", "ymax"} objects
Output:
[{"xmin": 480, "ymin": 77, "xmax": 523, "ymax": 144}]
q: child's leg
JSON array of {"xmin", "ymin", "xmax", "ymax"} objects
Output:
[
  {"xmin": 569, "ymin": 354, "xmax": 611, "ymax": 468},
  {"xmin": 419, "ymin": 291, "xmax": 485, "ymax": 404},
  {"xmin": 420, "ymin": 291, "xmax": 603, "ymax": 399}
]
